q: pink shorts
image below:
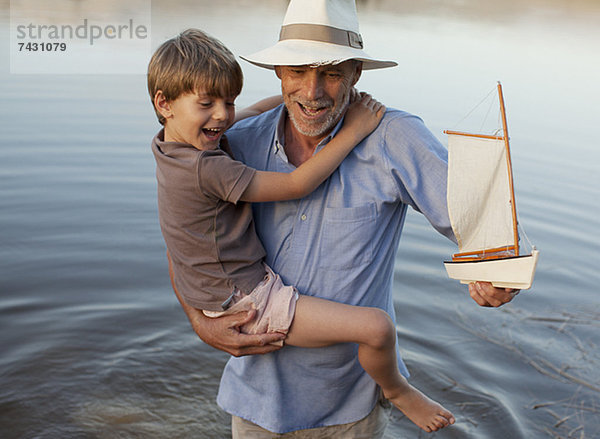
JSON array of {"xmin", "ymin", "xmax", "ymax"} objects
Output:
[{"xmin": 203, "ymin": 265, "xmax": 298, "ymax": 346}]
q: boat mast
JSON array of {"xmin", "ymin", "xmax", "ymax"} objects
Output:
[{"xmin": 497, "ymin": 82, "xmax": 519, "ymax": 256}]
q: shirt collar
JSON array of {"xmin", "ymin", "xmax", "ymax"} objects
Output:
[
  {"xmin": 273, "ymin": 107, "xmax": 287, "ymax": 158},
  {"xmin": 273, "ymin": 108, "xmax": 345, "ymax": 163}
]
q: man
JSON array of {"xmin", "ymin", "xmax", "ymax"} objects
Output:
[{"xmin": 170, "ymin": 0, "xmax": 518, "ymax": 436}]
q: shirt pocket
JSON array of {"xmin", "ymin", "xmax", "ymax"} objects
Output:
[{"xmin": 318, "ymin": 203, "xmax": 377, "ymax": 270}]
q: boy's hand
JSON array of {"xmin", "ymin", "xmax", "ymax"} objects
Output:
[
  {"xmin": 343, "ymin": 92, "xmax": 386, "ymax": 143},
  {"xmin": 348, "ymin": 87, "xmax": 361, "ymax": 104}
]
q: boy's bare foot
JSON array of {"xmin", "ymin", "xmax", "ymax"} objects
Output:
[{"xmin": 384, "ymin": 384, "xmax": 455, "ymax": 432}]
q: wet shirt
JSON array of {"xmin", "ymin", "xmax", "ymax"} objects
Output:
[
  {"xmin": 218, "ymin": 105, "xmax": 455, "ymax": 433},
  {"xmin": 152, "ymin": 130, "xmax": 267, "ymax": 311}
]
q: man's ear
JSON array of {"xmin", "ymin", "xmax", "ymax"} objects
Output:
[
  {"xmin": 351, "ymin": 61, "xmax": 363, "ymax": 87},
  {"xmin": 274, "ymin": 66, "xmax": 282, "ymax": 80},
  {"xmin": 154, "ymin": 91, "xmax": 173, "ymax": 120}
]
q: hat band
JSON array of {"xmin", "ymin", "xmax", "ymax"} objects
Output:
[{"xmin": 279, "ymin": 23, "xmax": 363, "ymax": 49}]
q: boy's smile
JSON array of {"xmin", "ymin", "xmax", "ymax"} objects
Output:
[{"xmin": 162, "ymin": 91, "xmax": 236, "ymax": 150}]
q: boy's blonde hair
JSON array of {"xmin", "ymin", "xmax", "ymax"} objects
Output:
[{"xmin": 148, "ymin": 29, "xmax": 243, "ymax": 125}]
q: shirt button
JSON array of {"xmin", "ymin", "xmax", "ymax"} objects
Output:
[{"xmin": 300, "ymin": 214, "xmax": 307, "ymax": 221}]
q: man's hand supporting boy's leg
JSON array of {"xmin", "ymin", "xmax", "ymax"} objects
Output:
[{"xmin": 167, "ymin": 252, "xmax": 285, "ymax": 357}]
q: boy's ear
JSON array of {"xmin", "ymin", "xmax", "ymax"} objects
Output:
[{"xmin": 154, "ymin": 91, "xmax": 173, "ymax": 119}]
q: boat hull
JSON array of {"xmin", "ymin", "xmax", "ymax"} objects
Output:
[{"xmin": 444, "ymin": 249, "xmax": 539, "ymax": 289}]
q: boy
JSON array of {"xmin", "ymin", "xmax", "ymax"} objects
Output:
[{"xmin": 148, "ymin": 29, "xmax": 455, "ymax": 433}]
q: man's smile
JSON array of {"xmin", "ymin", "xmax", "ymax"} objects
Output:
[{"xmin": 297, "ymin": 102, "xmax": 329, "ymax": 118}]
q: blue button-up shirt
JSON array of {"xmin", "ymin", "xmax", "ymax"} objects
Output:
[{"xmin": 218, "ymin": 105, "xmax": 454, "ymax": 434}]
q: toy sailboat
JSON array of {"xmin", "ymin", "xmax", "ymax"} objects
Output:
[{"xmin": 443, "ymin": 82, "xmax": 539, "ymax": 289}]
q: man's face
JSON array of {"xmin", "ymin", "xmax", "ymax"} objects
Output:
[{"xmin": 276, "ymin": 61, "xmax": 361, "ymax": 138}]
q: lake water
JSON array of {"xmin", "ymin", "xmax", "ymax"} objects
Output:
[{"xmin": 1, "ymin": 1, "xmax": 599, "ymax": 437}]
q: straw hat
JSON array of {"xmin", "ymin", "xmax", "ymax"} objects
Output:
[{"xmin": 241, "ymin": 0, "xmax": 397, "ymax": 70}]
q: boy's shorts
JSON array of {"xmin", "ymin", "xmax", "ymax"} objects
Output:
[{"xmin": 203, "ymin": 264, "xmax": 298, "ymax": 346}]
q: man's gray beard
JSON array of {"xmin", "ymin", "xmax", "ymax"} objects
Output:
[{"xmin": 288, "ymin": 97, "xmax": 350, "ymax": 138}]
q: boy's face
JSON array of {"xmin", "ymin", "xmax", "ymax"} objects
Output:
[{"xmin": 162, "ymin": 90, "xmax": 236, "ymax": 150}]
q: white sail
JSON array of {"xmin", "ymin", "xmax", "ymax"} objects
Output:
[{"xmin": 447, "ymin": 133, "xmax": 514, "ymax": 254}]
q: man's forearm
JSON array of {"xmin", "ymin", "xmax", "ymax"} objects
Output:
[
  {"xmin": 166, "ymin": 251, "xmax": 285, "ymax": 356},
  {"xmin": 168, "ymin": 251, "xmax": 209, "ymax": 339}
]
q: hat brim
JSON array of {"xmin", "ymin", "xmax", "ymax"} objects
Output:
[{"xmin": 240, "ymin": 39, "xmax": 397, "ymax": 71}]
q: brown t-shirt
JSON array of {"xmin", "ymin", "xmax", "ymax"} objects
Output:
[{"xmin": 152, "ymin": 130, "xmax": 267, "ymax": 311}]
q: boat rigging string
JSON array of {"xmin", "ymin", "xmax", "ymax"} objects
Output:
[{"xmin": 450, "ymin": 85, "xmax": 500, "ymax": 135}]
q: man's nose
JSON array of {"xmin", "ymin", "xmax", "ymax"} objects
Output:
[{"xmin": 303, "ymin": 70, "xmax": 324, "ymax": 101}]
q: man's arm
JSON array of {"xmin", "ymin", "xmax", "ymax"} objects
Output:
[
  {"xmin": 379, "ymin": 114, "xmax": 519, "ymax": 308},
  {"xmin": 168, "ymin": 252, "xmax": 285, "ymax": 356}
]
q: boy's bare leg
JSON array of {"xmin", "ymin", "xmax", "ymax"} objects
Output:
[{"xmin": 285, "ymin": 295, "xmax": 456, "ymax": 433}]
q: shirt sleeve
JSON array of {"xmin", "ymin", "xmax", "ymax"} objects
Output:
[
  {"xmin": 197, "ymin": 149, "xmax": 256, "ymax": 204},
  {"xmin": 382, "ymin": 112, "xmax": 456, "ymax": 242}
]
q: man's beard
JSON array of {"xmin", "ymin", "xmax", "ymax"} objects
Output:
[{"xmin": 287, "ymin": 93, "xmax": 350, "ymax": 138}]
